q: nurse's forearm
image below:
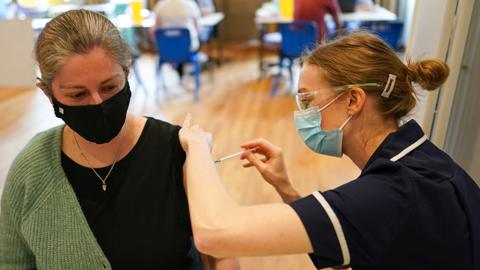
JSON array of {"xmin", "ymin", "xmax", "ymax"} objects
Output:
[
  {"xmin": 275, "ymin": 184, "xmax": 302, "ymax": 203},
  {"xmin": 183, "ymin": 141, "xmax": 239, "ymax": 235}
]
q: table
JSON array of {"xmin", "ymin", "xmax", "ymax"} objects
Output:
[
  {"xmin": 255, "ymin": 5, "xmax": 397, "ymax": 77},
  {"xmin": 340, "ymin": 5, "xmax": 397, "ymax": 21},
  {"xmin": 254, "ymin": 5, "xmax": 396, "ymax": 24}
]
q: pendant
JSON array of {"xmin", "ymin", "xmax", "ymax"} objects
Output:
[{"xmin": 102, "ymin": 184, "xmax": 107, "ymax": 191}]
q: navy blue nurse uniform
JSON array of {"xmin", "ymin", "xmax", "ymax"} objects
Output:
[{"xmin": 290, "ymin": 120, "xmax": 480, "ymax": 270}]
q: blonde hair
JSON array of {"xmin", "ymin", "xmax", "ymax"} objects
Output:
[
  {"xmin": 302, "ymin": 32, "xmax": 450, "ymax": 120},
  {"xmin": 35, "ymin": 9, "xmax": 131, "ymax": 91}
]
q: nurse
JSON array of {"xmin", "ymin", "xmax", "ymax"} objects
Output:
[{"xmin": 179, "ymin": 32, "xmax": 480, "ymax": 269}]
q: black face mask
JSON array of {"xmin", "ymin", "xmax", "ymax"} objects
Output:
[{"xmin": 52, "ymin": 82, "xmax": 132, "ymax": 144}]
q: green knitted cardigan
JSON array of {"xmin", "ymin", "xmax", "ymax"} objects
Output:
[{"xmin": 0, "ymin": 125, "xmax": 112, "ymax": 269}]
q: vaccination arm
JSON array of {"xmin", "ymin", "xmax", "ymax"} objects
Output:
[{"xmin": 180, "ymin": 115, "xmax": 313, "ymax": 258}]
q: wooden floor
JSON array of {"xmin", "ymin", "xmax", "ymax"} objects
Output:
[{"xmin": 0, "ymin": 46, "xmax": 359, "ymax": 270}]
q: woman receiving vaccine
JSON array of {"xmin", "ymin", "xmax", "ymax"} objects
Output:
[{"xmin": 0, "ymin": 9, "xmax": 238, "ymax": 270}]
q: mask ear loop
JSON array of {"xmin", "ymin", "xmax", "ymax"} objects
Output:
[
  {"xmin": 319, "ymin": 91, "xmax": 347, "ymax": 111},
  {"xmin": 340, "ymin": 115, "xmax": 352, "ymax": 130}
]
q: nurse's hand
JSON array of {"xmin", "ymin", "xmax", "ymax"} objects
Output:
[
  {"xmin": 179, "ymin": 114, "xmax": 213, "ymax": 153},
  {"xmin": 240, "ymin": 138, "xmax": 301, "ymax": 203}
]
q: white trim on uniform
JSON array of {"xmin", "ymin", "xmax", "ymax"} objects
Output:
[
  {"xmin": 312, "ymin": 191, "xmax": 351, "ymax": 266},
  {"xmin": 390, "ymin": 135, "xmax": 428, "ymax": 162}
]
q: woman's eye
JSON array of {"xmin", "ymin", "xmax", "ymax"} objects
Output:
[
  {"xmin": 70, "ymin": 92, "xmax": 87, "ymax": 99},
  {"xmin": 103, "ymin": 85, "xmax": 117, "ymax": 92}
]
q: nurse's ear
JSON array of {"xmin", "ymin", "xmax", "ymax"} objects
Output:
[{"xmin": 346, "ymin": 87, "xmax": 366, "ymax": 116}]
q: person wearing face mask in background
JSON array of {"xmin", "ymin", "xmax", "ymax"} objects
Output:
[
  {"xmin": 0, "ymin": 9, "xmax": 239, "ymax": 270},
  {"xmin": 178, "ymin": 32, "xmax": 480, "ymax": 269}
]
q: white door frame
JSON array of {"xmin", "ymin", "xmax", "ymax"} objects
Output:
[{"xmin": 406, "ymin": 0, "xmax": 475, "ymax": 149}]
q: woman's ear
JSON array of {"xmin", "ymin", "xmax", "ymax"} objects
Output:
[
  {"xmin": 126, "ymin": 63, "xmax": 131, "ymax": 78},
  {"xmin": 36, "ymin": 81, "xmax": 53, "ymax": 104},
  {"xmin": 346, "ymin": 87, "xmax": 366, "ymax": 115}
]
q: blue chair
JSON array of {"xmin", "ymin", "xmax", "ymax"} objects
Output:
[
  {"xmin": 360, "ymin": 21, "xmax": 404, "ymax": 50},
  {"xmin": 271, "ymin": 21, "xmax": 318, "ymax": 96},
  {"xmin": 155, "ymin": 28, "xmax": 201, "ymax": 101}
]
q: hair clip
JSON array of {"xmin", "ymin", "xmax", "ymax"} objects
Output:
[{"xmin": 381, "ymin": 74, "xmax": 397, "ymax": 98}]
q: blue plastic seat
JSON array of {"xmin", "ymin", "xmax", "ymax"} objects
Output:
[
  {"xmin": 155, "ymin": 28, "xmax": 201, "ymax": 101},
  {"xmin": 271, "ymin": 21, "xmax": 318, "ymax": 95},
  {"xmin": 360, "ymin": 21, "xmax": 404, "ymax": 50}
]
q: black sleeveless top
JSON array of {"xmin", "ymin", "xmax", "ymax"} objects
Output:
[{"xmin": 61, "ymin": 117, "xmax": 201, "ymax": 269}]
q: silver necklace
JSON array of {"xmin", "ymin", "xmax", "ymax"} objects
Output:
[{"xmin": 72, "ymin": 125, "xmax": 125, "ymax": 191}]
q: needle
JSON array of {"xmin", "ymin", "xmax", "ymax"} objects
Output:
[{"xmin": 214, "ymin": 147, "xmax": 258, "ymax": 163}]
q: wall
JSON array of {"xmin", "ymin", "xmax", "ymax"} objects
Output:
[
  {"xmin": 220, "ymin": 0, "xmax": 268, "ymax": 42},
  {"xmin": 0, "ymin": 19, "xmax": 36, "ymax": 88},
  {"xmin": 405, "ymin": 0, "xmax": 456, "ymax": 133},
  {"xmin": 398, "ymin": 0, "xmax": 415, "ymax": 48},
  {"xmin": 443, "ymin": 0, "xmax": 480, "ymax": 184}
]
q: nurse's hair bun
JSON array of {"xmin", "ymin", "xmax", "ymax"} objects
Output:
[{"xmin": 407, "ymin": 59, "xmax": 450, "ymax": 91}]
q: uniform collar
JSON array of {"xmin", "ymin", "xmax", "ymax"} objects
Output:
[{"xmin": 363, "ymin": 120, "xmax": 426, "ymax": 172}]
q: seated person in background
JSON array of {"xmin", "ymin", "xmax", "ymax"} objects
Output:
[
  {"xmin": 152, "ymin": 0, "xmax": 201, "ymax": 79},
  {"xmin": 195, "ymin": 0, "xmax": 217, "ymax": 45},
  {"xmin": 294, "ymin": 0, "xmax": 342, "ymax": 41},
  {"xmin": 355, "ymin": 0, "xmax": 375, "ymax": 11},
  {"xmin": 196, "ymin": 0, "xmax": 216, "ymax": 15}
]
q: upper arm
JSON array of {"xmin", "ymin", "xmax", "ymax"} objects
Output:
[
  {"xmin": 190, "ymin": 1, "xmax": 202, "ymax": 18},
  {"xmin": 194, "ymin": 203, "xmax": 313, "ymax": 258},
  {"xmin": 326, "ymin": 0, "xmax": 341, "ymax": 14},
  {"xmin": 326, "ymin": 0, "xmax": 342, "ymax": 26},
  {"xmin": 190, "ymin": 3, "xmax": 201, "ymax": 30}
]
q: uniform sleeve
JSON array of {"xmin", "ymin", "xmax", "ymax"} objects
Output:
[
  {"xmin": 290, "ymin": 166, "xmax": 415, "ymax": 268},
  {"xmin": 0, "ymin": 160, "xmax": 36, "ymax": 269}
]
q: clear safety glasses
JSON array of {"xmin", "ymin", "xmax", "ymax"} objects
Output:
[{"xmin": 295, "ymin": 83, "xmax": 381, "ymax": 111}]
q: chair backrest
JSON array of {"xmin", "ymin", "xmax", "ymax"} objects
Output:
[
  {"xmin": 360, "ymin": 21, "xmax": 404, "ymax": 50},
  {"xmin": 155, "ymin": 28, "xmax": 191, "ymax": 62},
  {"xmin": 279, "ymin": 21, "xmax": 318, "ymax": 58}
]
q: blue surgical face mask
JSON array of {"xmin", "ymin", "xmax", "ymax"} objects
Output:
[{"xmin": 293, "ymin": 93, "xmax": 352, "ymax": 157}]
